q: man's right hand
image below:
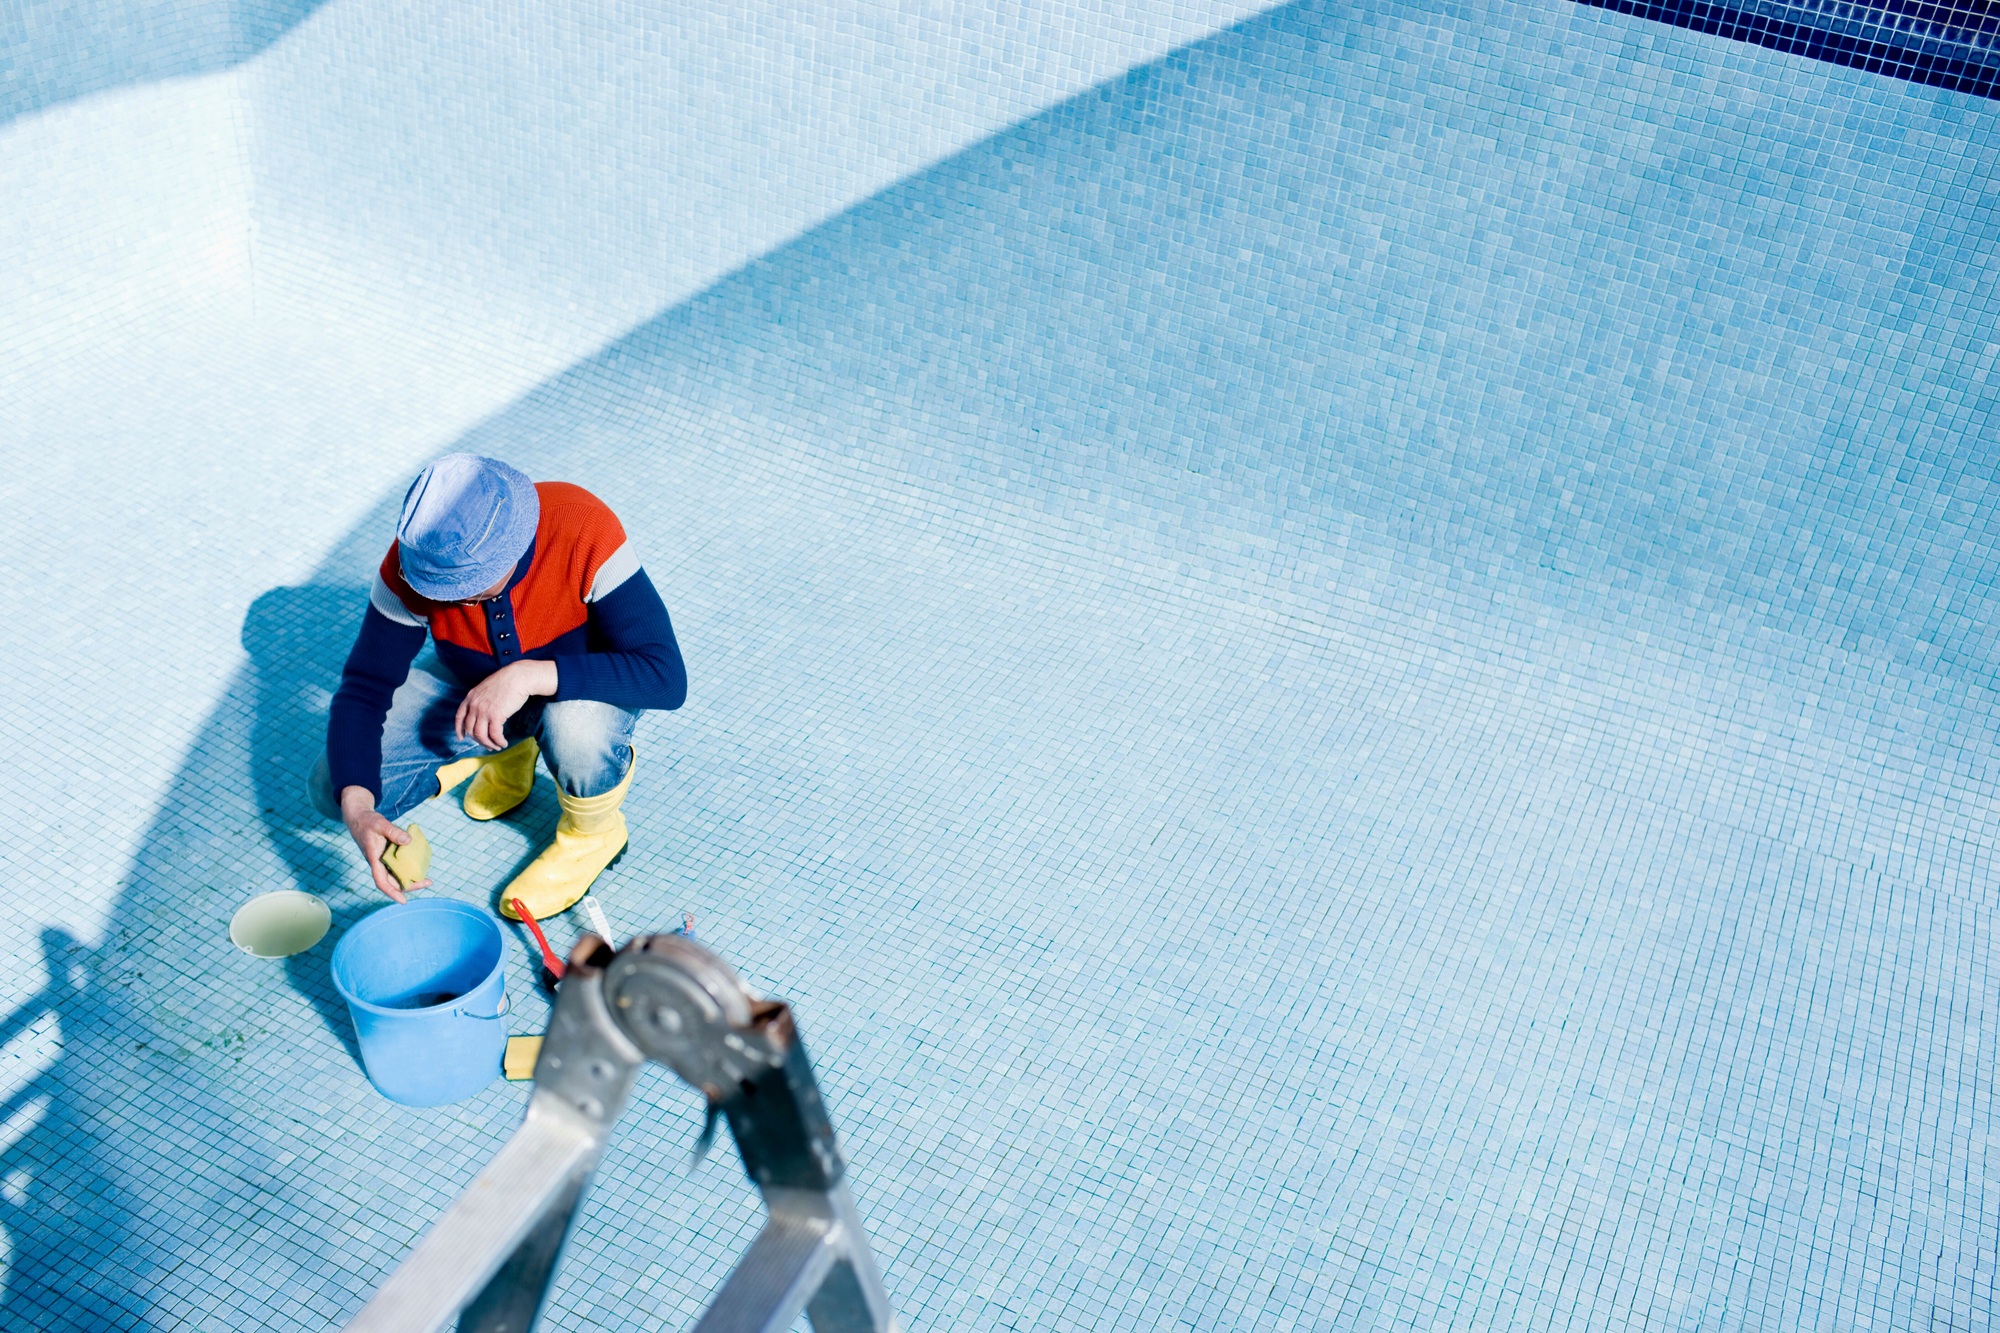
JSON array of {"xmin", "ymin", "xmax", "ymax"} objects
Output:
[{"xmin": 339, "ymin": 785, "xmax": 431, "ymax": 902}]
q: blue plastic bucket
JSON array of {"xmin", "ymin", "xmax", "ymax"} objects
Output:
[{"xmin": 330, "ymin": 899, "xmax": 510, "ymax": 1107}]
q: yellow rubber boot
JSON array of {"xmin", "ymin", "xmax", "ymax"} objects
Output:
[
  {"xmin": 498, "ymin": 758, "xmax": 634, "ymax": 921},
  {"xmin": 435, "ymin": 755, "xmax": 485, "ymax": 799},
  {"xmin": 462, "ymin": 738, "xmax": 540, "ymax": 821}
]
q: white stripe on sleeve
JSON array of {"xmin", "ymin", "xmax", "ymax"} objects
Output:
[
  {"xmin": 370, "ymin": 571, "xmax": 428, "ymax": 626},
  {"xmin": 588, "ymin": 541, "xmax": 641, "ymax": 602}
]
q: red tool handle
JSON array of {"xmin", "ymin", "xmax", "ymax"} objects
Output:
[{"xmin": 511, "ymin": 898, "xmax": 567, "ymax": 979}]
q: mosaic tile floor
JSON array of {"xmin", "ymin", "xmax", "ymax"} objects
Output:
[{"xmin": 2, "ymin": 0, "xmax": 1997, "ymax": 1329}]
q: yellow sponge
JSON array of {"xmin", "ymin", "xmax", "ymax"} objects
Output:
[
  {"xmin": 504, "ymin": 1034, "xmax": 544, "ymax": 1081},
  {"xmin": 380, "ymin": 824, "xmax": 431, "ymax": 890}
]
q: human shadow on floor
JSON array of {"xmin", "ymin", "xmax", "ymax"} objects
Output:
[{"xmin": 244, "ymin": 584, "xmax": 371, "ymax": 1067}]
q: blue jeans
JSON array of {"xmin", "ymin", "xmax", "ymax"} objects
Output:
[{"xmin": 311, "ymin": 668, "xmax": 638, "ymax": 821}]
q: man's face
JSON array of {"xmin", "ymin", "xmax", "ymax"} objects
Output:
[{"xmin": 447, "ymin": 574, "xmax": 512, "ymax": 607}]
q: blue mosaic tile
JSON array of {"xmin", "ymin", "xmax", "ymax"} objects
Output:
[{"xmin": 1579, "ymin": 0, "xmax": 2000, "ymax": 99}]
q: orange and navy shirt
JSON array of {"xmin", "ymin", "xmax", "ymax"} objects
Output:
[{"xmin": 327, "ymin": 482, "xmax": 686, "ymax": 799}]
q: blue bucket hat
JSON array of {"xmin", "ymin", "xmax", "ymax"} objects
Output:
[{"xmin": 396, "ymin": 454, "xmax": 540, "ymax": 601}]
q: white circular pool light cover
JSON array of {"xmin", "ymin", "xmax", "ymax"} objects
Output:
[{"xmin": 230, "ymin": 891, "xmax": 332, "ymax": 958}]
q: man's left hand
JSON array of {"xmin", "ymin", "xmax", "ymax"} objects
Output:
[{"xmin": 456, "ymin": 659, "xmax": 560, "ymax": 750}]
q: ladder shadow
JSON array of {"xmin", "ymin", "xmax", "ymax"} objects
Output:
[{"xmin": 0, "ymin": 930, "xmax": 149, "ymax": 1330}]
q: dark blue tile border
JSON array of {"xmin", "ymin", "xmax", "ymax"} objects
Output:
[{"xmin": 1577, "ymin": 0, "xmax": 2000, "ymax": 96}]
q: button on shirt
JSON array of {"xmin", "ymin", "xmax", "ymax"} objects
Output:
[{"xmin": 484, "ymin": 595, "xmax": 522, "ymax": 662}]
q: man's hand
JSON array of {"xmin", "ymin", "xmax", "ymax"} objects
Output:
[
  {"xmin": 455, "ymin": 659, "xmax": 560, "ymax": 750},
  {"xmin": 340, "ymin": 785, "xmax": 430, "ymax": 902}
]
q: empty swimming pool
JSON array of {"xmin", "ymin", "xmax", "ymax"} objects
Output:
[{"xmin": 0, "ymin": 0, "xmax": 1995, "ymax": 1328}]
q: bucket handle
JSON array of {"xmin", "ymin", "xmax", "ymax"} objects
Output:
[{"xmin": 452, "ymin": 993, "xmax": 510, "ymax": 1022}]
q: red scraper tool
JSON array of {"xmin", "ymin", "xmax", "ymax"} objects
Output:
[{"xmin": 511, "ymin": 897, "xmax": 567, "ymax": 987}]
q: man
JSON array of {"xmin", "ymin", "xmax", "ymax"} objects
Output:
[{"xmin": 311, "ymin": 453, "xmax": 687, "ymax": 918}]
